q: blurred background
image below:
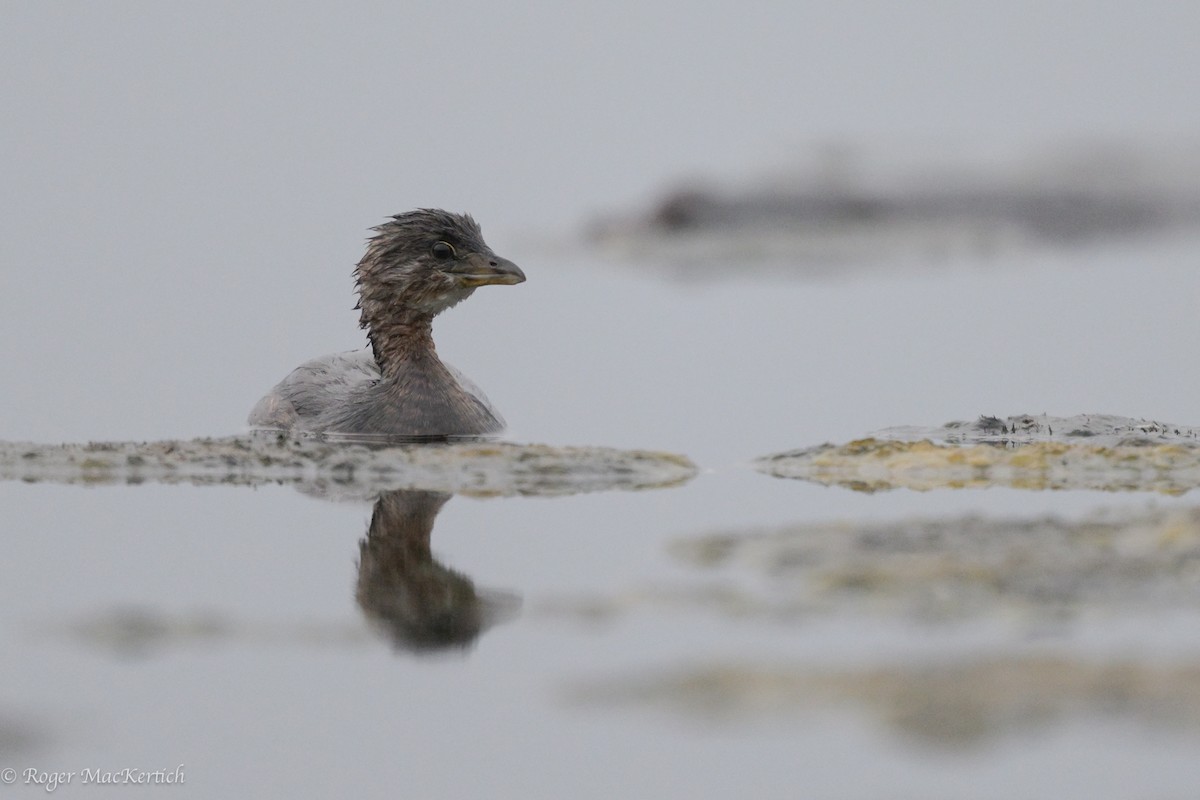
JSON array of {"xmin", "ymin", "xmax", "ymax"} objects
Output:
[
  {"xmin": 3, "ymin": 0, "xmax": 1199, "ymax": 445},
  {"xmin": 4, "ymin": 2, "xmax": 1200, "ymax": 798}
]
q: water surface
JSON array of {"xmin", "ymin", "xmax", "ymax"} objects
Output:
[{"xmin": 5, "ymin": 224, "xmax": 1200, "ymax": 797}]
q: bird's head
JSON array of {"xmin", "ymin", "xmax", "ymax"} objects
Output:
[{"xmin": 355, "ymin": 209, "xmax": 525, "ymax": 321}]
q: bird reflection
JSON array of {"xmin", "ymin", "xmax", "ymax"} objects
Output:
[{"xmin": 356, "ymin": 490, "xmax": 520, "ymax": 653}]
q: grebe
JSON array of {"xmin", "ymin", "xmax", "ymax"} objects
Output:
[{"xmin": 248, "ymin": 209, "xmax": 525, "ymax": 437}]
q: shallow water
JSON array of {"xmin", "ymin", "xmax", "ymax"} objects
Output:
[
  {"xmin": 5, "ymin": 222, "xmax": 1200, "ymax": 797},
  {"xmin": 6, "ymin": 0, "xmax": 1200, "ymax": 792}
]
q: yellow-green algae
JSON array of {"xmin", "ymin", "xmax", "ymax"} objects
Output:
[
  {"xmin": 0, "ymin": 434, "xmax": 697, "ymax": 497},
  {"xmin": 757, "ymin": 413, "xmax": 1200, "ymax": 493},
  {"xmin": 35, "ymin": 606, "xmax": 372, "ymax": 658},
  {"xmin": 567, "ymin": 656, "xmax": 1200, "ymax": 746},
  {"xmin": 541, "ymin": 506, "xmax": 1200, "ymax": 624}
]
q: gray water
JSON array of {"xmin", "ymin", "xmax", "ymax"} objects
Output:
[
  {"xmin": 4, "ymin": 234, "xmax": 1200, "ymax": 798},
  {"xmin": 4, "ymin": 3, "xmax": 1200, "ymax": 798}
]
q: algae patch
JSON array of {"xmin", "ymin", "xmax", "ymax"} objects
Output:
[
  {"xmin": 41, "ymin": 606, "xmax": 370, "ymax": 658},
  {"xmin": 757, "ymin": 414, "xmax": 1200, "ymax": 493},
  {"xmin": 0, "ymin": 435, "xmax": 697, "ymax": 497},
  {"xmin": 567, "ymin": 656, "xmax": 1200, "ymax": 746},
  {"xmin": 542, "ymin": 506, "xmax": 1200, "ymax": 625}
]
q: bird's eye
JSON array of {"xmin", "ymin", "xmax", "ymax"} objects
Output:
[{"xmin": 431, "ymin": 241, "xmax": 456, "ymax": 259}]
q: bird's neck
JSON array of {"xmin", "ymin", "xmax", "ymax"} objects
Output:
[
  {"xmin": 362, "ymin": 308, "xmax": 440, "ymax": 377},
  {"xmin": 366, "ymin": 490, "xmax": 450, "ymax": 555}
]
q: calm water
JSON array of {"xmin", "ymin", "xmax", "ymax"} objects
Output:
[
  {"xmin": 4, "ymin": 229, "xmax": 1200, "ymax": 797},
  {"xmin": 5, "ymin": 2, "xmax": 1200, "ymax": 796}
]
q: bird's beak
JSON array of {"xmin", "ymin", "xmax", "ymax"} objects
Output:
[{"xmin": 452, "ymin": 254, "xmax": 526, "ymax": 287}]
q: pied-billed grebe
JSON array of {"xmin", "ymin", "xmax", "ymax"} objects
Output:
[
  {"xmin": 248, "ymin": 209, "xmax": 525, "ymax": 437},
  {"xmin": 356, "ymin": 489, "xmax": 519, "ymax": 652}
]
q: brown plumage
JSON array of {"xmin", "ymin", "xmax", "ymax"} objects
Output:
[
  {"xmin": 248, "ymin": 210, "xmax": 525, "ymax": 437},
  {"xmin": 355, "ymin": 490, "xmax": 520, "ymax": 653}
]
